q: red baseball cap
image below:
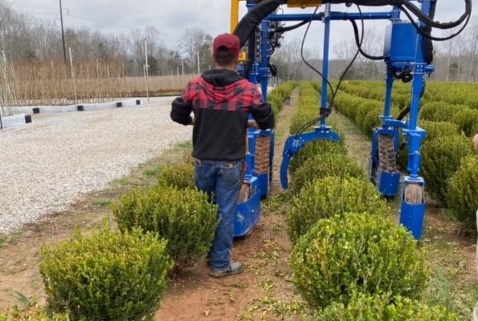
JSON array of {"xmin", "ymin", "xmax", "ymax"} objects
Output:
[{"xmin": 213, "ymin": 33, "xmax": 240, "ymax": 58}]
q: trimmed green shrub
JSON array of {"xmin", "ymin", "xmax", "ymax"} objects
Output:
[
  {"xmin": 288, "ymin": 140, "xmax": 347, "ymax": 175},
  {"xmin": 392, "ymin": 93, "xmax": 410, "ymax": 110},
  {"xmin": 446, "ymin": 154, "xmax": 478, "ymax": 233},
  {"xmin": 290, "ymin": 153, "xmax": 366, "ymax": 194},
  {"xmin": 420, "ymin": 102, "xmax": 461, "ymax": 123},
  {"xmin": 451, "ymin": 108, "xmax": 478, "ymax": 137},
  {"xmin": 112, "ymin": 185, "xmax": 218, "ymax": 267},
  {"xmin": 421, "ymin": 134, "xmax": 474, "ymax": 205},
  {"xmin": 291, "ymin": 212, "xmax": 428, "ymax": 309},
  {"xmin": 315, "ymin": 292, "xmax": 459, "ymax": 321},
  {"xmin": 334, "ymin": 92, "xmax": 367, "ymax": 120},
  {"xmin": 268, "ymin": 80, "xmax": 297, "ymax": 117},
  {"xmin": 156, "ymin": 162, "xmax": 195, "ymax": 189},
  {"xmin": 39, "ymin": 226, "xmax": 173, "ymax": 321},
  {"xmin": 288, "ymin": 108, "xmax": 318, "ymax": 134},
  {"xmin": 356, "ymin": 100, "xmax": 382, "ymax": 135},
  {"xmin": 397, "ymin": 121, "xmax": 462, "ymax": 170},
  {"xmin": 287, "ymin": 176, "xmax": 389, "ymax": 244},
  {"xmin": 419, "ymin": 120, "xmax": 461, "ymax": 141},
  {"xmin": 360, "ymin": 107, "xmax": 382, "ymax": 136},
  {"xmin": 0, "ymin": 307, "xmax": 71, "ymax": 321}
]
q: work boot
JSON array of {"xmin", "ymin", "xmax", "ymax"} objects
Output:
[{"xmin": 208, "ymin": 262, "xmax": 244, "ymax": 278}]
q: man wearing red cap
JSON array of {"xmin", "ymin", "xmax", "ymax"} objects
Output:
[{"xmin": 170, "ymin": 33, "xmax": 275, "ymax": 278}]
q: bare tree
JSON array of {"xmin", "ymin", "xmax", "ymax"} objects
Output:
[{"xmin": 178, "ymin": 28, "xmax": 212, "ymax": 73}]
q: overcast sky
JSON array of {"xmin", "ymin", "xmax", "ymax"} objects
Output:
[{"xmin": 7, "ymin": 0, "xmax": 473, "ymax": 56}]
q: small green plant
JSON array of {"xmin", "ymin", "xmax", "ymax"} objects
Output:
[
  {"xmin": 287, "ymin": 176, "xmax": 390, "ymax": 244},
  {"xmin": 315, "ymin": 292, "xmax": 460, "ymax": 321},
  {"xmin": 112, "ymin": 185, "xmax": 218, "ymax": 268},
  {"xmin": 291, "ymin": 212, "xmax": 429, "ymax": 310},
  {"xmin": 39, "ymin": 225, "xmax": 172, "ymax": 321},
  {"xmin": 0, "ymin": 306, "xmax": 71, "ymax": 321}
]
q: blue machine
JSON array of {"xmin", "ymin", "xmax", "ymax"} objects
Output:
[
  {"xmin": 233, "ymin": 2, "xmax": 276, "ymax": 237},
  {"xmin": 232, "ymin": 0, "xmax": 471, "ymax": 239}
]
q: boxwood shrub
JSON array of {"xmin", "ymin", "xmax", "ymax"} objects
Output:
[
  {"xmin": 451, "ymin": 108, "xmax": 478, "ymax": 137},
  {"xmin": 39, "ymin": 226, "xmax": 173, "ymax": 321},
  {"xmin": 397, "ymin": 121, "xmax": 461, "ymax": 170},
  {"xmin": 111, "ymin": 185, "xmax": 218, "ymax": 267},
  {"xmin": 356, "ymin": 100, "xmax": 382, "ymax": 135},
  {"xmin": 291, "ymin": 212, "xmax": 428, "ymax": 310},
  {"xmin": 156, "ymin": 162, "xmax": 195, "ymax": 189},
  {"xmin": 287, "ymin": 176, "xmax": 390, "ymax": 244},
  {"xmin": 420, "ymin": 102, "xmax": 461, "ymax": 123},
  {"xmin": 315, "ymin": 292, "xmax": 459, "ymax": 321},
  {"xmin": 288, "ymin": 139, "xmax": 347, "ymax": 176},
  {"xmin": 290, "ymin": 153, "xmax": 365, "ymax": 194},
  {"xmin": 418, "ymin": 120, "xmax": 461, "ymax": 141},
  {"xmin": 420, "ymin": 134, "xmax": 474, "ymax": 205},
  {"xmin": 446, "ymin": 154, "xmax": 478, "ymax": 233}
]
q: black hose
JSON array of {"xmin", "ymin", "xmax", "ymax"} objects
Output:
[
  {"xmin": 233, "ymin": 0, "xmax": 287, "ymax": 46},
  {"xmin": 330, "ymin": 0, "xmax": 472, "ymax": 30}
]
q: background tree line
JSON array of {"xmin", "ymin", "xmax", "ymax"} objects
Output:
[{"xmin": 1, "ymin": 1, "xmax": 477, "ymax": 82}]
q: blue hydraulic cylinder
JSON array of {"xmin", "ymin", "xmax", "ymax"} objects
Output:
[
  {"xmin": 235, "ymin": 128, "xmax": 262, "ymax": 237},
  {"xmin": 399, "ymin": 177, "xmax": 426, "ymax": 240},
  {"xmin": 235, "ymin": 176, "xmax": 261, "ymax": 237},
  {"xmin": 258, "ymin": 18, "xmax": 271, "ymax": 101},
  {"xmin": 396, "ymin": 0, "xmax": 434, "ymax": 240},
  {"xmin": 320, "ymin": 4, "xmax": 331, "ymax": 126}
]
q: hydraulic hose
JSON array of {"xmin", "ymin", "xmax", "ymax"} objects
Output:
[
  {"xmin": 330, "ymin": 0, "xmax": 471, "ymax": 30},
  {"xmin": 233, "ymin": 0, "xmax": 287, "ymax": 46}
]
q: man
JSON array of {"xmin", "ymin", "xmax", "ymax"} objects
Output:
[{"xmin": 170, "ymin": 33, "xmax": 275, "ymax": 278}]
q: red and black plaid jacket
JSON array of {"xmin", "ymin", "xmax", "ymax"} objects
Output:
[{"xmin": 171, "ymin": 69, "xmax": 275, "ymax": 161}]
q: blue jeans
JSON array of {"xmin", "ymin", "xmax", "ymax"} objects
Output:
[{"xmin": 194, "ymin": 159, "xmax": 242, "ymax": 270}]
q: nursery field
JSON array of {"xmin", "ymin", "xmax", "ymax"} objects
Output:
[{"xmin": 0, "ymin": 81, "xmax": 477, "ymax": 320}]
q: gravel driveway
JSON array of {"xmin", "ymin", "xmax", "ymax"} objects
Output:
[{"xmin": 0, "ymin": 97, "xmax": 191, "ymax": 235}]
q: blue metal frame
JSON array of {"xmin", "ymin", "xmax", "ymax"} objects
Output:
[
  {"xmin": 234, "ymin": 0, "xmax": 275, "ymax": 237},
  {"xmin": 236, "ymin": 0, "xmax": 435, "ymax": 240}
]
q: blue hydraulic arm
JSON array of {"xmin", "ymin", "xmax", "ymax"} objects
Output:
[{"xmin": 281, "ymin": 126, "xmax": 340, "ymax": 189}]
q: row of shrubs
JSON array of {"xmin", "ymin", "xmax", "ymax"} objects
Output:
[
  {"xmin": 340, "ymin": 80, "xmax": 478, "ymax": 111},
  {"xmin": 0, "ymin": 82, "xmax": 297, "ymax": 320},
  {"xmin": 334, "ymin": 84, "xmax": 478, "ymax": 233},
  {"xmin": 283, "ymin": 81, "xmax": 459, "ymax": 320}
]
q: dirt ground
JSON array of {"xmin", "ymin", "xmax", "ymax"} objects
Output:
[{"xmin": 0, "ymin": 93, "xmax": 476, "ymax": 320}]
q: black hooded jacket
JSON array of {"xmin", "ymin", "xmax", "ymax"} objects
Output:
[{"xmin": 171, "ymin": 69, "xmax": 275, "ymax": 161}]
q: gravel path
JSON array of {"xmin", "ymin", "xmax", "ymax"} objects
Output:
[{"xmin": 0, "ymin": 97, "xmax": 191, "ymax": 235}]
